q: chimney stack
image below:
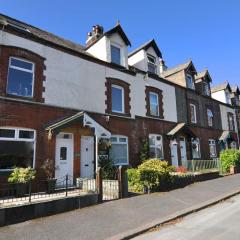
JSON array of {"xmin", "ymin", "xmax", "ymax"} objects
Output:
[
  {"xmin": 159, "ymin": 59, "xmax": 167, "ymax": 75},
  {"xmin": 86, "ymin": 25, "xmax": 104, "ymax": 47}
]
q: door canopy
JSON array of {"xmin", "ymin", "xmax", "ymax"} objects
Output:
[{"xmin": 45, "ymin": 112, "xmax": 111, "ymax": 139}]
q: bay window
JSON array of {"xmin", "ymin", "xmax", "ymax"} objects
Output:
[
  {"xmin": 7, "ymin": 57, "xmax": 35, "ymax": 97},
  {"xmin": 149, "ymin": 134, "xmax": 164, "ymax": 159},
  {"xmin": 110, "ymin": 135, "xmax": 128, "ymax": 165},
  {"xmin": 0, "ymin": 128, "xmax": 36, "ymax": 170}
]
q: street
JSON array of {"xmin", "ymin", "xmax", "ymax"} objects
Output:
[{"xmin": 134, "ymin": 194, "xmax": 240, "ymax": 240}]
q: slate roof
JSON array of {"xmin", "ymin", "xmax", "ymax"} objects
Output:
[
  {"xmin": 211, "ymin": 81, "xmax": 232, "ymax": 93},
  {"xmin": 128, "ymin": 39, "xmax": 162, "ymax": 58},
  {"xmin": 0, "ymin": 13, "xmax": 92, "ymax": 57},
  {"xmin": 195, "ymin": 69, "xmax": 212, "ymax": 82},
  {"xmin": 85, "ymin": 23, "xmax": 131, "ymax": 49},
  {"xmin": 162, "ymin": 60, "xmax": 196, "ymax": 77}
]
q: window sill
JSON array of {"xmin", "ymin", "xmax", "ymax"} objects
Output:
[
  {"xmin": 5, "ymin": 93, "xmax": 35, "ymax": 102},
  {"xmin": 108, "ymin": 111, "xmax": 131, "ymax": 118}
]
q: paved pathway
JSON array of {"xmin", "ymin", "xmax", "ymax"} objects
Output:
[
  {"xmin": 1, "ymin": 174, "xmax": 240, "ymax": 240},
  {"xmin": 134, "ymin": 194, "xmax": 240, "ymax": 240}
]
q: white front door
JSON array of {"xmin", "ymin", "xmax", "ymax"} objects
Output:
[
  {"xmin": 55, "ymin": 133, "xmax": 73, "ymax": 180},
  {"xmin": 180, "ymin": 137, "xmax": 187, "ymax": 167},
  {"xmin": 81, "ymin": 136, "xmax": 94, "ymax": 178},
  {"xmin": 170, "ymin": 140, "xmax": 179, "ymax": 167}
]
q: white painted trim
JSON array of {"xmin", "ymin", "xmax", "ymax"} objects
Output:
[
  {"xmin": 110, "ymin": 135, "xmax": 129, "ymax": 165},
  {"xmin": 111, "ymin": 84, "xmax": 125, "ymax": 114},
  {"xmin": 0, "ymin": 127, "xmax": 36, "ymax": 171},
  {"xmin": 7, "ymin": 57, "xmax": 35, "ymax": 98},
  {"xmin": 149, "ymin": 91, "xmax": 159, "ymax": 117},
  {"xmin": 190, "ymin": 104, "xmax": 197, "ymax": 123}
]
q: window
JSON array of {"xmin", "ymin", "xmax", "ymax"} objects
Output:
[
  {"xmin": 203, "ymin": 82, "xmax": 210, "ymax": 96},
  {"xmin": 60, "ymin": 147, "xmax": 67, "ymax": 160},
  {"xmin": 209, "ymin": 139, "xmax": 217, "ymax": 157},
  {"xmin": 111, "ymin": 85, "xmax": 124, "ymax": 113},
  {"xmin": 228, "ymin": 113, "xmax": 235, "ymax": 131},
  {"xmin": 149, "ymin": 134, "xmax": 164, "ymax": 159},
  {"xmin": 7, "ymin": 57, "xmax": 35, "ymax": 97},
  {"xmin": 191, "ymin": 138, "xmax": 201, "ymax": 159},
  {"xmin": 111, "ymin": 45, "xmax": 121, "ymax": 65},
  {"xmin": 225, "ymin": 91, "xmax": 231, "ymax": 104},
  {"xmin": 207, "ymin": 109, "xmax": 214, "ymax": 127},
  {"xmin": 186, "ymin": 75, "xmax": 195, "ymax": 89},
  {"xmin": 147, "ymin": 54, "xmax": 157, "ymax": 74},
  {"xmin": 0, "ymin": 128, "xmax": 36, "ymax": 170},
  {"xmin": 149, "ymin": 92, "xmax": 159, "ymax": 116},
  {"xmin": 110, "ymin": 135, "xmax": 128, "ymax": 165},
  {"xmin": 190, "ymin": 104, "xmax": 197, "ymax": 123}
]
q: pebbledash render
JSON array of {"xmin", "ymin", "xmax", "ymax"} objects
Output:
[{"xmin": 0, "ymin": 13, "xmax": 239, "ymax": 182}]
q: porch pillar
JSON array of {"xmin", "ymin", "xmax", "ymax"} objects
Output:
[{"xmin": 95, "ymin": 135, "xmax": 99, "ymax": 175}]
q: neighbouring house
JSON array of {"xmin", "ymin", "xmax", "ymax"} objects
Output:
[
  {"xmin": 212, "ymin": 82, "xmax": 240, "ymax": 148},
  {"xmin": 0, "ymin": 13, "xmax": 239, "ymax": 183}
]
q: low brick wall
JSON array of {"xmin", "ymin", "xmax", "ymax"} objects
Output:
[
  {"xmin": 194, "ymin": 171, "xmax": 220, "ymax": 182},
  {"xmin": 0, "ymin": 193, "xmax": 98, "ymax": 227}
]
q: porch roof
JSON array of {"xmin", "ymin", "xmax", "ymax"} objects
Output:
[
  {"xmin": 45, "ymin": 112, "xmax": 111, "ymax": 138},
  {"xmin": 167, "ymin": 123, "xmax": 196, "ymax": 138},
  {"xmin": 219, "ymin": 131, "xmax": 238, "ymax": 142}
]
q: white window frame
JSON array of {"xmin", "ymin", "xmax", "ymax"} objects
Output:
[
  {"xmin": 208, "ymin": 139, "xmax": 217, "ymax": 157},
  {"xmin": 110, "ymin": 135, "xmax": 129, "ymax": 165},
  {"xmin": 186, "ymin": 74, "xmax": 195, "ymax": 89},
  {"xmin": 203, "ymin": 82, "xmax": 210, "ymax": 96},
  {"xmin": 190, "ymin": 104, "xmax": 197, "ymax": 123},
  {"xmin": 207, "ymin": 109, "xmax": 214, "ymax": 127},
  {"xmin": 7, "ymin": 57, "xmax": 35, "ymax": 98},
  {"xmin": 110, "ymin": 43, "xmax": 122, "ymax": 65},
  {"xmin": 149, "ymin": 91, "xmax": 159, "ymax": 117},
  {"xmin": 147, "ymin": 54, "xmax": 157, "ymax": 74},
  {"xmin": 0, "ymin": 127, "xmax": 36, "ymax": 171},
  {"xmin": 149, "ymin": 134, "xmax": 164, "ymax": 159},
  {"xmin": 111, "ymin": 84, "xmax": 125, "ymax": 114},
  {"xmin": 191, "ymin": 138, "xmax": 201, "ymax": 159}
]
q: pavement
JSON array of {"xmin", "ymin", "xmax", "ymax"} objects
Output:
[
  {"xmin": 134, "ymin": 194, "xmax": 240, "ymax": 240},
  {"xmin": 1, "ymin": 174, "xmax": 240, "ymax": 240}
]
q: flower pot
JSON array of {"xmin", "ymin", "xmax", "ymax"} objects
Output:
[
  {"xmin": 230, "ymin": 165, "xmax": 238, "ymax": 174},
  {"xmin": 45, "ymin": 178, "xmax": 57, "ymax": 194},
  {"xmin": 14, "ymin": 183, "xmax": 27, "ymax": 197}
]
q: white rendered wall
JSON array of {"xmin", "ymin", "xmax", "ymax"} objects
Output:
[
  {"xmin": 220, "ymin": 104, "xmax": 238, "ymax": 132},
  {"xmin": 0, "ymin": 31, "xmax": 178, "ymax": 123}
]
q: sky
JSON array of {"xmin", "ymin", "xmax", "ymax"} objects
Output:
[{"xmin": 0, "ymin": 0, "xmax": 239, "ymax": 87}]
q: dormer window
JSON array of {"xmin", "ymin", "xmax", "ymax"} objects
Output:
[
  {"xmin": 203, "ymin": 82, "xmax": 210, "ymax": 96},
  {"xmin": 111, "ymin": 45, "xmax": 121, "ymax": 65},
  {"xmin": 225, "ymin": 91, "xmax": 231, "ymax": 104},
  {"xmin": 147, "ymin": 54, "xmax": 157, "ymax": 74},
  {"xmin": 186, "ymin": 74, "xmax": 195, "ymax": 89}
]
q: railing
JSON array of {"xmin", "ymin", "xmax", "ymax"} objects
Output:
[
  {"xmin": 0, "ymin": 175, "xmax": 97, "ymax": 207},
  {"xmin": 184, "ymin": 158, "xmax": 220, "ymax": 173}
]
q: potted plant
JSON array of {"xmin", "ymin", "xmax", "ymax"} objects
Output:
[
  {"xmin": 41, "ymin": 159, "xmax": 57, "ymax": 193},
  {"xmin": 8, "ymin": 167, "xmax": 36, "ymax": 197}
]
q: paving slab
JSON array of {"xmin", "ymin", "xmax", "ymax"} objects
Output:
[{"xmin": 1, "ymin": 174, "xmax": 240, "ymax": 240}]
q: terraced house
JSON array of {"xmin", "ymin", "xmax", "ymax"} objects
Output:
[{"xmin": 0, "ymin": 13, "xmax": 239, "ymax": 182}]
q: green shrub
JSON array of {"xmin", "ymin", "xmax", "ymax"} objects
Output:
[
  {"xmin": 138, "ymin": 159, "xmax": 173, "ymax": 192},
  {"xmin": 220, "ymin": 149, "xmax": 240, "ymax": 173},
  {"xmin": 8, "ymin": 167, "xmax": 36, "ymax": 184},
  {"xmin": 127, "ymin": 168, "xmax": 143, "ymax": 192},
  {"xmin": 98, "ymin": 158, "xmax": 117, "ymax": 180}
]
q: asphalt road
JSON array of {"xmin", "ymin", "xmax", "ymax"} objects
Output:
[{"xmin": 134, "ymin": 194, "xmax": 240, "ymax": 240}]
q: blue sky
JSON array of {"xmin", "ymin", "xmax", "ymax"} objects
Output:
[{"xmin": 0, "ymin": 0, "xmax": 239, "ymax": 86}]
